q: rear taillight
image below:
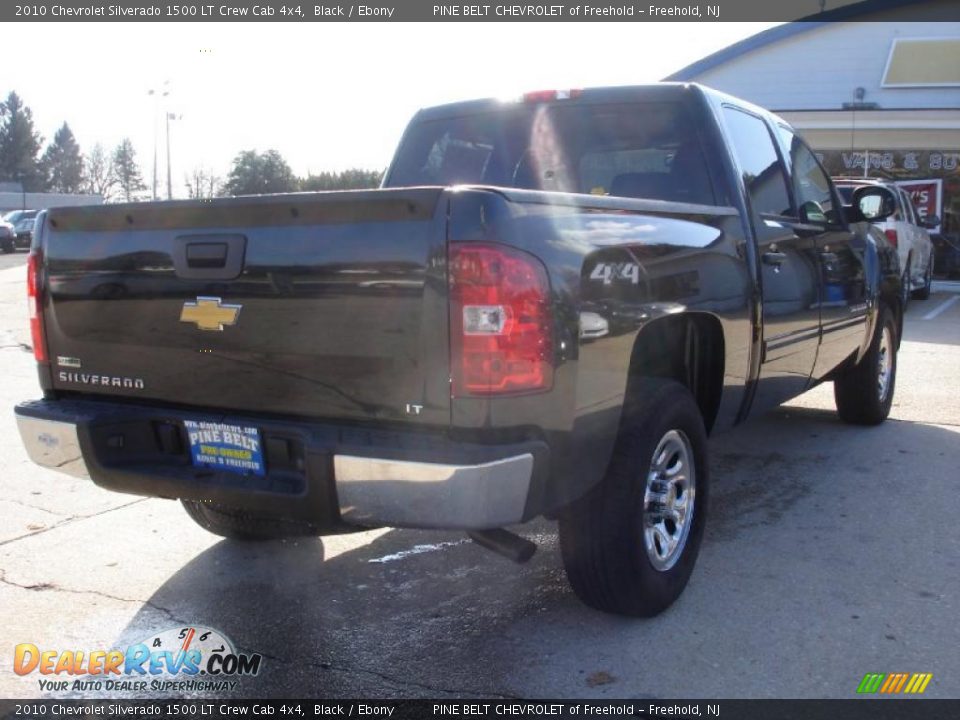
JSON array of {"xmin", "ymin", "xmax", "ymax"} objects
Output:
[
  {"xmin": 449, "ymin": 243, "xmax": 553, "ymax": 396},
  {"xmin": 884, "ymin": 229, "xmax": 899, "ymax": 248},
  {"xmin": 27, "ymin": 250, "xmax": 48, "ymax": 364}
]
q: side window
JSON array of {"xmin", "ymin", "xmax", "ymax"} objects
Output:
[
  {"xmin": 778, "ymin": 126, "xmax": 837, "ymax": 224},
  {"xmin": 722, "ymin": 107, "xmax": 791, "ymax": 218}
]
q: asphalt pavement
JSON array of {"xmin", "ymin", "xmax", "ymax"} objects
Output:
[
  {"xmin": 0, "ymin": 248, "xmax": 28, "ymax": 273},
  {"xmin": 0, "ymin": 263, "xmax": 957, "ymax": 699}
]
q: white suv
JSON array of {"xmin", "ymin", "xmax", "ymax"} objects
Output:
[{"xmin": 836, "ymin": 178, "xmax": 937, "ymax": 301}]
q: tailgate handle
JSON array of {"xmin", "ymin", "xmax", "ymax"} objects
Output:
[
  {"xmin": 174, "ymin": 234, "xmax": 246, "ymax": 280},
  {"xmin": 186, "ymin": 242, "xmax": 228, "ymax": 268}
]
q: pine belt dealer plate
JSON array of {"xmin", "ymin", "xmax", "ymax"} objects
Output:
[{"xmin": 183, "ymin": 420, "xmax": 265, "ymax": 477}]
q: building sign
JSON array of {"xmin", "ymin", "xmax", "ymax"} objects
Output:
[
  {"xmin": 896, "ymin": 179, "xmax": 943, "ymax": 232},
  {"xmin": 816, "ymin": 150, "xmax": 957, "ymax": 235},
  {"xmin": 816, "ymin": 150, "xmax": 960, "ymax": 177}
]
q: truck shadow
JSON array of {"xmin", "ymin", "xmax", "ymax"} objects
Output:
[{"xmin": 116, "ymin": 404, "xmax": 959, "ymax": 699}]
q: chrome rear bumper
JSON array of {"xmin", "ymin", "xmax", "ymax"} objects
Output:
[
  {"xmin": 14, "ymin": 405, "xmax": 541, "ymax": 530},
  {"xmin": 335, "ymin": 453, "xmax": 534, "ymax": 529},
  {"xmin": 16, "ymin": 415, "xmax": 90, "ymax": 478}
]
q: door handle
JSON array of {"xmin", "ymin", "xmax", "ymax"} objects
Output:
[
  {"xmin": 186, "ymin": 242, "xmax": 228, "ymax": 268},
  {"xmin": 174, "ymin": 234, "xmax": 247, "ymax": 280},
  {"xmin": 762, "ymin": 251, "xmax": 787, "ymax": 266}
]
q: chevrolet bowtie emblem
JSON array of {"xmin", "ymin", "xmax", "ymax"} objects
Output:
[{"xmin": 180, "ymin": 297, "xmax": 242, "ymax": 331}]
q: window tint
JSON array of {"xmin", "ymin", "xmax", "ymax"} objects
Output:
[
  {"xmin": 778, "ymin": 127, "xmax": 836, "ymax": 222},
  {"xmin": 387, "ymin": 102, "xmax": 716, "ymax": 205},
  {"xmin": 722, "ymin": 107, "xmax": 790, "ymax": 216}
]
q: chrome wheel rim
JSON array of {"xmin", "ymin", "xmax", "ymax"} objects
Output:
[
  {"xmin": 877, "ymin": 324, "xmax": 893, "ymax": 403},
  {"xmin": 643, "ymin": 429, "xmax": 696, "ymax": 572}
]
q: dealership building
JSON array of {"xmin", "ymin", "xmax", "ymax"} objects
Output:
[{"xmin": 666, "ymin": 2, "xmax": 960, "ymax": 240}]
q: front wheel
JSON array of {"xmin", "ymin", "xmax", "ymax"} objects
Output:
[
  {"xmin": 1, "ymin": 240, "xmax": 13, "ymax": 254},
  {"xmin": 559, "ymin": 379, "xmax": 708, "ymax": 617},
  {"xmin": 834, "ymin": 304, "xmax": 897, "ymax": 425}
]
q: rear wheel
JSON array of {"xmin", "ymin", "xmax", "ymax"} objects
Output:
[
  {"xmin": 834, "ymin": 304, "xmax": 897, "ymax": 425},
  {"xmin": 181, "ymin": 500, "xmax": 319, "ymax": 541},
  {"xmin": 912, "ymin": 256, "xmax": 933, "ymax": 300},
  {"xmin": 559, "ymin": 379, "xmax": 708, "ymax": 617},
  {"xmin": 1, "ymin": 239, "xmax": 13, "ymax": 254}
]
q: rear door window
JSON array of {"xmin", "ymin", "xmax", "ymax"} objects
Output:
[{"xmin": 721, "ymin": 107, "xmax": 791, "ymax": 217}]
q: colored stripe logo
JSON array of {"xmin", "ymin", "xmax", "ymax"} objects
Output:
[{"xmin": 857, "ymin": 673, "xmax": 933, "ymax": 694}]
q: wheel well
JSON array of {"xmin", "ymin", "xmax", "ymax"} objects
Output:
[{"xmin": 624, "ymin": 314, "xmax": 725, "ymax": 434}]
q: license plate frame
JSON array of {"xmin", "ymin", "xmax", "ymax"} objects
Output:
[{"xmin": 184, "ymin": 419, "xmax": 266, "ymax": 477}]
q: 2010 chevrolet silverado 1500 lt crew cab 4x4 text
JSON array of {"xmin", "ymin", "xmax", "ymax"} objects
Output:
[{"xmin": 15, "ymin": 84, "xmax": 903, "ymax": 616}]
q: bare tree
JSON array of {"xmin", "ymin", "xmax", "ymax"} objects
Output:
[
  {"xmin": 83, "ymin": 143, "xmax": 117, "ymax": 201},
  {"xmin": 185, "ymin": 165, "xmax": 223, "ymax": 199}
]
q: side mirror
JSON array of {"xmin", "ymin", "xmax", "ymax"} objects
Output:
[
  {"xmin": 921, "ymin": 214, "xmax": 940, "ymax": 230},
  {"xmin": 851, "ymin": 185, "xmax": 896, "ymax": 222},
  {"xmin": 799, "ymin": 200, "xmax": 828, "ymax": 225}
]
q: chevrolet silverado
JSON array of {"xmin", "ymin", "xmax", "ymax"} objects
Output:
[{"xmin": 15, "ymin": 84, "xmax": 902, "ymax": 616}]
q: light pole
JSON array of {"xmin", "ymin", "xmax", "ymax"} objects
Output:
[
  {"xmin": 147, "ymin": 82, "xmax": 169, "ymax": 201},
  {"xmin": 165, "ymin": 111, "xmax": 181, "ymax": 200}
]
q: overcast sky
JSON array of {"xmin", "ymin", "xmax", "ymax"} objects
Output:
[{"xmin": 8, "ymin": 22, "xmax": 779, "ymax": 194}]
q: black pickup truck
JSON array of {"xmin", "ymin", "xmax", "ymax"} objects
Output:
[{"xmin": 16, "ymin": 84, "xmax": 902, "ymax": 616}]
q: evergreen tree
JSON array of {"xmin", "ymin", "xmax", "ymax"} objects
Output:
[
  {"xmin": 42, "ymin": 123, "xmax": 85, "ymax": 193},
  {"xmin": 112, "ymin": 138, "xmax": 146, "ymax": 202},
  {"xmin": 0, "ymin": 91, "xmax": 46, "ymax": 191}
]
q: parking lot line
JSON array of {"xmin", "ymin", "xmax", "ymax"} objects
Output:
[{"xmin": 922, "ymin": 295, "xmax": 960, "ymax": 321}]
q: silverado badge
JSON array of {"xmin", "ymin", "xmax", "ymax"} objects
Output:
[{"xmin": 180, "ymin": 297, "xmax": 242, "ymax": 331}]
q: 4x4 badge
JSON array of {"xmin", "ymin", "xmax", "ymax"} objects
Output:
[{"xmin": 180, "ymin": 297, "xmax": 242, "ymax": 332}]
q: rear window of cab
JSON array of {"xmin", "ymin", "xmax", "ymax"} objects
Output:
[{"xmin": 387, "ymin": 102, "xmax": 717, "ymax": 206}]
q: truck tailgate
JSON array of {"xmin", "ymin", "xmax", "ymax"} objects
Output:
[{"xmin": 41, "ymin": 189, "xmax": 450, "ymax": 427}]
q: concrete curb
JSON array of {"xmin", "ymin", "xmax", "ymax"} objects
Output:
[{"xmin": 932, "ymin": 280, "xmax": 960, "ymax": 294}]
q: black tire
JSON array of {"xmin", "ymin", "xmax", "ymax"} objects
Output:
[
  {"xmin": 912, "ymin": 257, "xmax": 933, "ymax": 300},
  {"xmin": 559, "ymin": 378, "xmax": 708, "ymax": 617},
  {"xmin": 1, "ymin": 240, "xmax": 13, "ymax": 254},
  {"xmin": 181, "ymin": 500, "xmax": 319, "ymax": 541},
  {"xmin": 834, "ymin": 304, "xmax": 897, "ymax": 426}
]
